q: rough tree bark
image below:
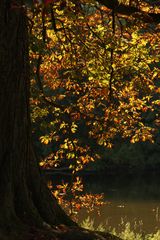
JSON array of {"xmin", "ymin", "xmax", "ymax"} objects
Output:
[
  {"xmin": 0, "ymin": 0, "xmax": 75, "ymax": 238},
  {"xmin": 0, "ymin": 1, "xmax": 121, "ymax": 239}
]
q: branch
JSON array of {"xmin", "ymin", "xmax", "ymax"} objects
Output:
[{"xmin": 97, "ymin": 0, "xmax": 160, "ymax": 23}]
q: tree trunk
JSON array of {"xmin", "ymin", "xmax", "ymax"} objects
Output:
[
  {"xmin": 0, "ymin": 0, "xmax": 74, "ymax": 237},
  {"xmin": 0, "ymin": 1, "xmax": 121, "ymax": 239}
]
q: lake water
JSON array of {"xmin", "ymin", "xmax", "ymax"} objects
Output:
[
  {"xmin": 77, "ymin": 173, "xmax": 160, "ymax": 234},
  {"xmin": 47, "ymin": 171, "xmax": 160, "ymax": 234}
]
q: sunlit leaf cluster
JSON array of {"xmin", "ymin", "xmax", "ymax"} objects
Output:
[
  {"xmin": 50, "ymin": 177, "xmax": 105, "ymax": 219},
  {"xmin": 29, "ymin": 0, "xmax": 160, "ymax": 171}
]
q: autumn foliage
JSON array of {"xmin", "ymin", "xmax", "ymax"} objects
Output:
[{"xmin": 28, "ymin": 0, "xmax": 160, "ymax": 217}]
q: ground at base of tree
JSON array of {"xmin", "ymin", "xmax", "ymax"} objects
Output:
[{"xmin": 0, "ymin": 225, "xmax": 122, "ymax": 240}]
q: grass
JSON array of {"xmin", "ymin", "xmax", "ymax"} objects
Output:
[{"xmin": 80, "ymin": 216, "xmax": 160, "ymax": 240}]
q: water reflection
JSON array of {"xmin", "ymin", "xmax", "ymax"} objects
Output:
[
  {"xmin": 83, "ymin": 173, "xmax": 160, "ymax": 200},
  {"xmin": 78, "ymin": 173, "xmax": 160, "ymax": 234},
  {"xmin": 47, "ymin": 171, "xmax": 160, "ymax": 234}
]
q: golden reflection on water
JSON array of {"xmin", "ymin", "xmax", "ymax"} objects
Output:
[
  {"xmin": 78, "ymin": 200, "xmax": 160, "ymax": 234},
  {"xmin": 78, "ymin": 174, "xmax": 160, "ymax": 234}
]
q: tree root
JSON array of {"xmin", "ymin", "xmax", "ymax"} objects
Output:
[
  {"xmin": 0, "ymin": 225, "xmax": 122, "ymax": 240},
  {"xmin": 54, "ymin": 225, "xmax": 122, "ymax": 240}
]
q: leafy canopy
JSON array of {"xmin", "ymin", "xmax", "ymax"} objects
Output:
[{"xmin": 26, "ymin": 0, "xmax": 160, "ymax": 217}]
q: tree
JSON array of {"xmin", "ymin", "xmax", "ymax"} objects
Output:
[
  {"xmin": 0, "ymin": 0, "xmax": 159, "ymax": 239},
  {"xmin": 0, "ymin": 1, "xmax": 121, "ymax": 239},
  {"xmin": 0, "ymin": 0, "xmax": 78, "ymax": 238}
]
